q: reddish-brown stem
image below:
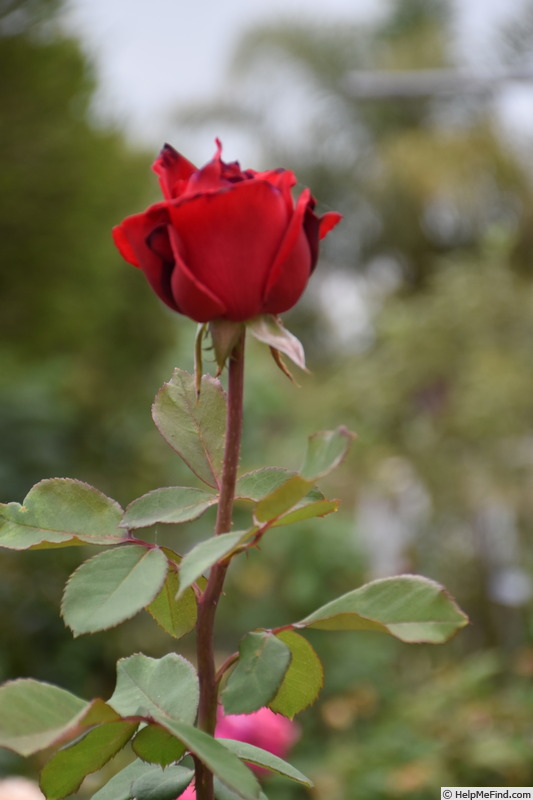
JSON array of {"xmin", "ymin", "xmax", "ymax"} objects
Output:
[
  {"xmin": 215, "ymin": 652, "xmax": 239, "ymax": 688},
  {"xmin": 194, "ymin": 334, "xmax": 245, "ymax": 800}
]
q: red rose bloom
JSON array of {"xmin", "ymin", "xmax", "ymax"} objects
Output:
[{"xmin": 113, "ymin": 141, "xmax": 341, "ymax": 323}]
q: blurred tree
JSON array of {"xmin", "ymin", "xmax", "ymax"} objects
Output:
[
  {"xmin": 0, "ymin": 0, "xmax": 60, "ymax": 31},
  {"xmin": 0, "ymin": 1, "xmax": 180, "ymax": 505},
  {"xmin": 0, "ymin": 0, "xmax": 184, "ymax": 713}
]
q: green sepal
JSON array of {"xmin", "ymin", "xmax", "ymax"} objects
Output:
[
  {"xmin": 209, "ymin": 319, "xmax": 245, "ymax": 375},
  {"xmin": 247, "ymin": 315, "xmax": 307, "ymax": 375},
  {"xmin": 195, "ymin": 322, "xmax": 209, "ymax": 396}
]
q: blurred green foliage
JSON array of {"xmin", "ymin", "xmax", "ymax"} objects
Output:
[
  {"xmin": 0, "ymin": 0, "xmax": 182, "ymax": 510},
  {"xmin": 0, "ymin": 0, "xmax": 183, "ymax": 735},
  {"xmin": 3, "ymin": 0, "xmax": 533, "ymax": 796}
]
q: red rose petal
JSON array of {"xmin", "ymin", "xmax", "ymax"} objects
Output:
[
  {"xmin": 168, "ymin": 227, "xmax": 228, "ymax": 322},
  {"xmin": 263, "ymin": 188, "xmax": 313, "ymax": 309},
  {"xmin": 255, "ymin": 168, "xmax": 297, "ymax": 217},
  {"xmin": 167, "ymin": 181, "xmax": 289, "ymax": 321},
  {"xmin": 112, "ymin": 205, "xmax": 179, "ymax": 311},
  {"xmin": 319, "ymin": 211, "xmax": 343, "ymax": 239},
  {"xmin": 152, "ymin": 143, "xmax": 197, "ymax": 201}
]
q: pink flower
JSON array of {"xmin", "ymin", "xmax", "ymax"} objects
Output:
[
  {"xmin": 0, "ymin": 778, "xmax": 44, "ymax": 800},
  {"xmin": 177, "ymin": 784, "xmax": 196, "ymax": 800},
  {"xmin": 176, "ymin": 708, "xmax": 299, "ymax": 798},
  {"xmin": 215, "ymin": 706, "xmax": 299, "ymax": 761}
]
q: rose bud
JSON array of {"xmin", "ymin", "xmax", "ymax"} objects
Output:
[{"xmin": 113, "ymin": 140, "xmax": 341, "ymax": 324}]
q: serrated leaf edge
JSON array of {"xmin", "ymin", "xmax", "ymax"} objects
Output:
[{"xmin": 61, "ymin": 545, "xmax": 168, "ymax": 636}]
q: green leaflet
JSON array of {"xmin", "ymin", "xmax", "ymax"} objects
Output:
[
  {"xmin": 132, "ymin": 723, "xmax": 187, "ymax": 766},
  {"xmin": 222, "ymin": 632, "xmax": 291, "ymax": 714},
  {"xmin": 132, "ymin": 765, "xmax": 195, "ymax": 800},
  {"xmin": 153, "ymin": 719, "xmax": 261, "ymax": 800},
  {"xmin": 152, "ymin": 368, "xmax": 226, "ymax": 489},
  {"xmin": 219, "ymin": 738, "xmax": 312, "ymax": 786},
  {"xmin": 269, "ymin": 630, "xmax": 324, "ymax": 718},
  {"xmin": 296, "ymin": 575, "xmax": 469, "ymax": 643},
  {"xmin": 122, "ymin": 486, "xmax": 217, "ymax": 529},
  {"xmin": 40, "ymin": 721, "xmax": 138, "ymax": 799},
  {"xmin": 0, "ymin": 478, "xmax": 126, "ymax": 550},
  {"xmin": 61, "ymin": 545, "xmax": 168, "ymax": 636},
  {"xmin": 0, "ymin": 681, "xmax": 115, "ymax": 756},
  {"xmin": 177, "ymin": 530, "xmax": 254, "ymax": 597},
  {"xmin": 147, "ymin": 570, "xmax": 197, "ymax": 640},
  {"xmin": 109, "ymin": 653, "xmax": 199, "ymax": 724}
]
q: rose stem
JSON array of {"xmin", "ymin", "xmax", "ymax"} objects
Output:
[{"xmin": 194, "ymin": 331, "xmax": 245, "ymax": 800}]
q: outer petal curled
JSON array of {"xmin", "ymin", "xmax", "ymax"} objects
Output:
[{"xmin": 112, "ymin": 205, "xmax": 179, "ymax": 311}]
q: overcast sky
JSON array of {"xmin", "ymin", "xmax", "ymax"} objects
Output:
[{"xmin": 61, "ymin": 0, "xmax": 530, "ymax": 156}]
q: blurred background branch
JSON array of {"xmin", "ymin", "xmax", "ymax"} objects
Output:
[{"xmin": 342, "ymin": 66, "xmax": 533, "ymax": 98}]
